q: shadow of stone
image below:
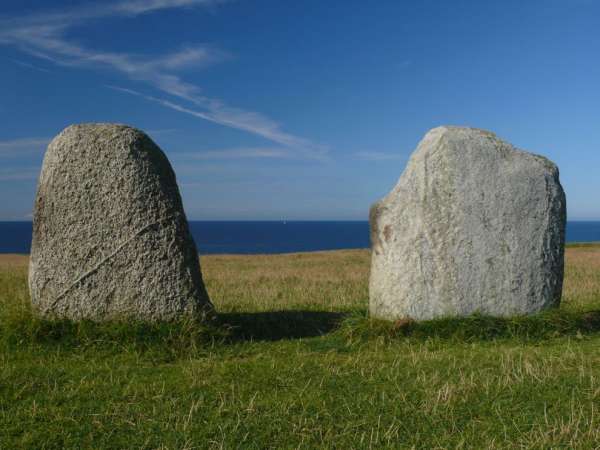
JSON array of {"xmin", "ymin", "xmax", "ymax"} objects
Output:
[
  {"xmin": 405, "ymin": 309, "xmax": 600, "ymax": 341},
  {"xmin": 217, "ymin": 310, "xmax": 347, "ymax": 342},
  {"xmin": 578, "ymin": 310, "xmax": 600, "ymax": 331},
  {"xmin": 337, "ymin": 309, "xmax": 600, "ymax": 343}
]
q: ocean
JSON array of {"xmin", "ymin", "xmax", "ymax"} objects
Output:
[{"xmin": 1, "ymin": 221, "xmax": 599, "ymax": 254}]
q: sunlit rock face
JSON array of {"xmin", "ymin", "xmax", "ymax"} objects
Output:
[
  {"xmin": 29, "ymin": 123, "xmax": 213, "ymax": 321},
  {"xmin": 369, "ymin": 126, "xmax": 566, "ymax": 321}
]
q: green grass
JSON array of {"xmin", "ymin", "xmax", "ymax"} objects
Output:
[{"xmin": 1, "ymin": 248, "xmax": 600, "ymax": 449}]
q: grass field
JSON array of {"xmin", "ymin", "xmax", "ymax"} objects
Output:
[{"xmin": 1, "ymin": 246, "xmax": 600, "ymax": 449}]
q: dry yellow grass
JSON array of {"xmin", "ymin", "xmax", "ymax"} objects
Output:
[
  {"xmin": 0, "ymin": 254, "xmax": 28, "ymax": 268},
  {"xmin": 563, "ymin": 245, "xmax": 600, "ymax": 310},
  {"xmin": 202, "ymin": 249, "xmax": 369, "ymax": 313}
]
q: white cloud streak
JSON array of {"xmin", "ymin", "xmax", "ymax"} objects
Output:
[
  {"xmin": 0, "ymin": 0, "xmax": 220, "ymax": 32},
  {"xmin": 0, "ymin": 0, "xmax": 327, "ymax": 160},
  {"xmin": 354, "ymin": 151, "xmax": 404, "ymax": 161},
  {"xmin": 10, "ymin": 59, "xmax": 51, "ymax": 73},
  {"xmin": 0, "ymin": 168, "xmax": 39, "ymax": 181},
  {"xmin": 112, "ymin": 0, "xmax": 222, "ymax": 15},
  {"xmin": 109, "ymin": 86, "xmax": 329, "ymax": 160},
  {"xmin": 178, "ymin": 147, "xmax": 295, "ymax": 160},
  {"xmin": 0, "ymin": 137, "xmax": 50, "ymax": 157}
]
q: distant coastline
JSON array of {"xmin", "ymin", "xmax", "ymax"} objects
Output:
[{"xmin": 1, "ymin": 220, "xmax": 599, "ymax": 255}]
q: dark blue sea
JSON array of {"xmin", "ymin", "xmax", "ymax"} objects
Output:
[{"xmin": 1, "ymin": 221, "xmax": 599, "ymax": 254}]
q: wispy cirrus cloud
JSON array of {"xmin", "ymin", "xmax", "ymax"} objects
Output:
[
  {"xmin": 0, "ymin": 0, "xmax": 221, "ymax": 32},
  {"xmin": 109, "ymin": 86, "xmax": 329, "ymax": 160},
  {"xmin": 0, "ymin": 0, "xmax": 327, "ymax": 160},
  {"xmin": 177, "ymin": 147, "xmax": 296, "ymax": 160},
  {"xmin": 146, "ymin": 128, "xmax": 178, "ymax": 136},
  {"xmin": 0, "ymin": 168, "xmax": 39, "ymax": 181},
  {"xmin": 0, "ymin": 3, "xmax": 226, "ymax": 102},
  {"xmin": 354, "ymin": 151, "xmax": 405, "ymax": 161},
  {"xmin": 0, "ymin": 137, "xmax": 50, "ymax": 157},
  {"xmin": 10, "ymin": 59, "xmax": 51, "ymax": 73}
]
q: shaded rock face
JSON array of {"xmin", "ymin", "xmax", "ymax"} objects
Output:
[
  {"xmin": 29, "ymin": 124, "xmax": 213, "ymax": 321},
  {"xmin": 369, "ymin": 126, "xmax": 566, "ymax": 321}
]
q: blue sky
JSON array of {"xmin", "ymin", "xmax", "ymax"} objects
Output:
[{"xmin": 0, "ymin": 0, "xmax": 598, "ymax": 220}]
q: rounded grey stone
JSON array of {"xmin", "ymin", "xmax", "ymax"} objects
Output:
[
  {"xmin": 369, "ymin": 126, "xmax": 566, "ymax": 321},
  {"xmin": 29, "ymin": 123, "xmax": 214, "ymax": 321}
]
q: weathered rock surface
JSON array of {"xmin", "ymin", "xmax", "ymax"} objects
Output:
[
  {"xmin": 369, "ymin": 126, "xmax": 566, "ymax": 321},
  {"xmin": 29, "ymin": 124, "xmax": 213, "ymax": 321}
]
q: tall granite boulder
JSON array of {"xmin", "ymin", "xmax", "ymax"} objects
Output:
[
  {"xmin": 369, "ymin": 126, "xmax": 566, "ymax": 321},
  {"xmin": 29, "ymin": 124, "xmax": 214, "ymax": 321}
]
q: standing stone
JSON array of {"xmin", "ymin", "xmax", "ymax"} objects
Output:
[
  {"xmin": 29, "ymin": 124, "xmax": 213, "ymax": 321},
  {"xmin": 369, "ymin": 126, "xmax": 566, "ymax": 321}
]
